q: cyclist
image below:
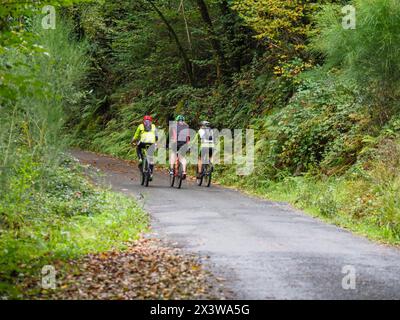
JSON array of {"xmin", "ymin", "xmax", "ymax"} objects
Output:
[
  {"xmin": 194, "ymin": 120, "xmax": 215, "ymax": 179},
  {"xmin": 131, "ymin": 115, "xmax": 158, "ymax": 180},
  {"xmin": 169, "ymin": 115, "xmax": 190, "ymax": 179}
]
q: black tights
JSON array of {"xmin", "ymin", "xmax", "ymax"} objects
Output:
[{"xmin": 137, "ymin": 143, "xmax": 154, "ymax": 173}]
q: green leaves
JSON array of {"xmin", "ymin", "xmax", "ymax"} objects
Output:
[
  {"xmin": 313, "ymin": 0, "xmax": 400, "ymax": 108},
  {"xmin": 232, "ymin": 0, "xmax": 323, "ymax": 64}
]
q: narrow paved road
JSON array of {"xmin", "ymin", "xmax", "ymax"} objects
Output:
[{"xmin": 72, "ymin": 150, "xmax": 400, "ymax": 300}]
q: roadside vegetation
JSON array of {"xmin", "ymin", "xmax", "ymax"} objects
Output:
[{"xmin": 0, "ymin": 4, "xmax": 148, "ymax": 298}]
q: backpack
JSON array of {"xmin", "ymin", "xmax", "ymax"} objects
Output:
[
  {"xmin": 199, "ymin": 128, "xmax": 214, "ymax": 146},
  {"xmin": 176, "ymin": 122, "xmax": 189, "ymax": 142},
  {"xmin": 143, "ymin": 120, "xmax": 152, "ymax": 132}
]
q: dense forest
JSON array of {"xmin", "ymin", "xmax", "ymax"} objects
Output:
[{"xmin": 1, "ymin": 0, "xmax": 400, "ymax": 298}]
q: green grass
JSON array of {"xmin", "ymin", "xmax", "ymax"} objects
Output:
[
  {"xmin": 215, "ymin": 167, "xmax": 400, "ymax": 246},
  {"xmin": 0, "ymin": 160, "xmax": 149, "ymax": 299}
]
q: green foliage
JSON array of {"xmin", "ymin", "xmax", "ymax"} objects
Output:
[
  {"xmin": 0, "ymin": 7, "xmax": 150, "ymax": 299},
  {"xmin": 0, "ymin": 17, "xmax": 88, "ymax": 184},
  {"xmin": 0, "ymin": 160, "xmax": 148, "ymax": 298},
  {"xmin": 0, "ymin": 19, "xmax": 89, "ymax": 263},
  {"xmin": 232, "ymin": 0, "xmax": 331, "ymax": 66},
  {"xmin": 264, "ymin": 71, "xmax": 370, "ymax": 175},
  {"xmin": 313, "ymin": 0, "xmax": 400, "ymax": 110},
  {"xmin": 66, "ymin": 0, "xmax": 259, "ymax": 137},
  {"xmin": 0, "ymin": 5, "xmax": 148, "ymax": 299},
  {"xmin": 0, "ymin": 0, "xmax": 87, "ymax": 18}
]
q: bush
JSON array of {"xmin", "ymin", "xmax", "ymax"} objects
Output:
[
  {"xmin": 313, "ymin": 0, "xmax": 400, "ymax": 113},
  {"xmin": 250, "ymin": 70, "xmax": 371, "ymax": 177},
  {"xmin": 0, "ymin": 18, "xmax": 88, "ymax": 221}
]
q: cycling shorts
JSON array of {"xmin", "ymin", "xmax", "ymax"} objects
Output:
[
  {"xmin": 199, "ymin": 147, "xmax": 214, "ymax": 159},
  {"xmin": 170, "ymin": 141, "xmax": 189, "ymax": 153}
]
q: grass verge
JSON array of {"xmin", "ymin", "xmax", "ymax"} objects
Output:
[
  {"xmin": 0, "ymin": 158, "xmax": 149, "ymax": 299},
  {"xmin": 214, "ymin": 166, "xmax": 400, "ymax": 246}
]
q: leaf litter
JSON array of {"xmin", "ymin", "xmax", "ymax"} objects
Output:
[{"xmin": 22, "ymin": 238, "xmax": 230, "ymax": 300}]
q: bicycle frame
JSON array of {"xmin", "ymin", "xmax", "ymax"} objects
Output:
[
  {"xmin": 170, "ymin": 152, "xmax": 184, "ymax": 189},
  {"xmin": 139, "ymin": 144, "xmax": 153, "ymax": 187}
]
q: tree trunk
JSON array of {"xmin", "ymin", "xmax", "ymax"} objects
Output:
[
  {"xmin": 194, "ymin": 0, "xmax": 226, "ymax": 81},
  {"xmin": 145, "ymin": 0, "xmax": 195, "ymax": 86},
  {"xmin": 179, "ymin": 0, "xmax": 193, "ymax": 51}
]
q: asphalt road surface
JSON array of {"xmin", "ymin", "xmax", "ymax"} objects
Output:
[{"xmin": 72, "ymin": 149, "xmax": 400, "ymax": 300}]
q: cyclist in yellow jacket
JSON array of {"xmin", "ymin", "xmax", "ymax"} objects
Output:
[{"xmin": 131, "ymin": 115, "xmax": 158, "ymax": 180}]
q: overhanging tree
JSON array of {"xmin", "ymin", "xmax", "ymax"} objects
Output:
[{"xmin": 145, "ymin": 0, "xmax": 195, "ymax": 86}]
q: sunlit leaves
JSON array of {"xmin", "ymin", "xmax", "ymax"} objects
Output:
[{"xmin": 232, "ymin": 0, "xmax": 320, "ymax": 58}]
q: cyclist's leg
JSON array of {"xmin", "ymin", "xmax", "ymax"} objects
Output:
[
  {"xmin": 137, "ymin": 143, "xmax": 144, "ymax": 168},
  {"xmin": 197, "ymin": 147, "xmax": 203, "ymax": 176},
  {"xmin": 136, "ymin": 144, "xmax": 142, "ymax": 161},
  {"xmin": 209, "ymin": 147, "xmax": 214, "ymax": 166},
  {"xmin": 177, "ymin": 142, "xmax": 187, "ymax": 177},
  {"xmin": 180, "ymin": 155, "xmax": 187, "ymax": 173},
  {"xmin": 145, "ymin": 143, "xmax": 154, "ymax": 175},
  {"xmin": 197, "ymin": 155, "xmax": 202, "ymax": 178},
  {"xmin": 169, "ymin": 142, "xmax": 177, "ymax": 175},
  {"xmin": 209, "ymin": 147, "xmax": 214, "ymax": 172},
  {"xmin": 202, "ymin": 147, "xmax": 211, "ymax": 165}
]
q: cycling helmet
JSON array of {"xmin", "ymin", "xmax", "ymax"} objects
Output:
[
  {"xmin": 200, "ymin": 120, "xmax": 210, "ymax": 127},
  {"xmin": 175, "ymin": 115, "xmax": 185, "ymax": 122},
  {"xmin": 143, "ymin": 115, "xmax": 152, "ymax": 122}
]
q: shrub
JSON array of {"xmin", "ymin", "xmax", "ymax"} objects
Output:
[{"xmin": 313, "ymin": 0, "xmax": 400, "ymax": 115}]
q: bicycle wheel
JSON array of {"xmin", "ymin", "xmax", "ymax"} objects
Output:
[
  {"xmin": 140, "ymin": 160, "xmax": 145, "ymax": 186},
  {"xmin": 144, "ymin": 160, "xmax": 150, "ymax": 187},
  {"xmin": 176, "ymin": 162, "xmax": 183, "ymax": 189},
  {"xmin": 204, "ymin": 164, "xmax": 212, "ymax": 187},
  {"xmin": 196, "ymin": 166, "xmax": 203, "ymax": 186},
  {"xmin": 169, "ymin": 165, "xmax": 175, "ymax": 187}
]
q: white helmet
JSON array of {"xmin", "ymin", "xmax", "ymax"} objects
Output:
[{"xmin": 200, "ymin": 120, "xmax": 210, "ymax": 127}]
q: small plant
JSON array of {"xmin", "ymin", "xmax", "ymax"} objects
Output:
[{"xmin": 316, "ymin": 187, "xmax": 339, "ymax": 217}]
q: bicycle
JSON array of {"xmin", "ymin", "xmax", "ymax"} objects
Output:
[
  {"xmin": 196, "ymin": 148, "xmax": 213, "ymax": 187},
  {"xmin": 138, "ymin": 144, "xmax": 153, "ymax": 187},
  {"xmin": 196, "ymin": 162, "xmax": 213, "ymax": 187},
  {"xmin": 170, "ymin": 154, "xmax": 184, "ymax": 189}
]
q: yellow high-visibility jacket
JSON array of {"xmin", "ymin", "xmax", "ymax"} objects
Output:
[{"xmin": 133, "ymin": 123, "xmax": 157, "ymax": 144}]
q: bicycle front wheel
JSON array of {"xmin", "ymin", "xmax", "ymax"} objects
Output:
[
  {"xmin": 144, "ymin": 163, "xmax": 150, "ymax": 187},
  {"xmin": 176, "ymin": 162, "xmax": 183, "ymax": 189},
  {"xmin": 204, "ymin": 164, "xmax": 212, "ymax": 187},
  {"xmin": 140, "ymin": 161, "xmax": 145, "ymax": 186},
  {"xmin": 196, "ymin": 166, "xmax": 203, "ymax": 186},
  {"xmin": 169, "ymin": 168, "xmax": 175, "ymax": 187}
]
